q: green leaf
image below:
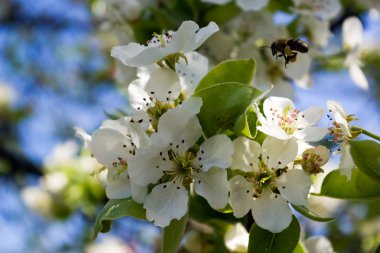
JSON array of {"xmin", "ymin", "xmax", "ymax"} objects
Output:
[
  {"xmin": 161, "ymin": 214, "xmax": 188, "ymax": 253},
  {"xmin": 195, "ymin": 59, "xmax": 256, "ymax": 92},
  {"xmin": 291, "ymin": 205, "xmax": 335, "ymax": 222},
  {"xmin": 90, "ymin": 199, "xmax": 146, "ymax": 241},
  {"xmin": 349, "ymin": 140, "xmax": 380, "ymax": 182},
  {"xmin": 233, "ymin": 105, "xmax": 258, "ymax": 138},
  {"xmin": 319, "ymin": 168, "xmax": 380, "ymax": 200},
  {"xmin": 292, "ymin": 242, "xmax": 306, "ymax": 253},
  {"xmin": 248, "ymin": 215, "xmax": 300, "ymax": 253},
  {"xmin": 193, "ymin": 82, "xmax": 262, "ymax": 137}
]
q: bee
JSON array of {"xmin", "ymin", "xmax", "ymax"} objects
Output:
[{"xmin": 264, "ymin": 38, "xmax": 309, "ymax": 67}]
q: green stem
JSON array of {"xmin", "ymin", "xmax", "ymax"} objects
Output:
[{"xmin": 352, "ymin": 126, "xmax": 380, "ymax": 142}]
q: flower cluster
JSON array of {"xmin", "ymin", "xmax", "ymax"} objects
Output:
[{"xmin": 77, "ymin": 20, "xmax": 365, "ymax": 235}]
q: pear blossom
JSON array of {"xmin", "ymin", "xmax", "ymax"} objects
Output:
[
  {"xmin": 128, "ymin": 105, "xmax": 234, "ymax": 227},
  {"xmin": 327, "ymin": 100, "xmax": 355, "ymax": 179},
  {"xmin": 299, "ymin": 15, "xmax": 332, "ymax": 48},
  {"xmin": 111, "ymin": 20, "xmax": 218, "ymax": 67},
  {"xmin": 76, "ymin": 117, "xmax": 149, "ymax": 202},
  {"xmin": 256, "ymin": 96, "xmax": 329, "ymax": 143},
  {"xmin": 229, "ymin": 136, "xmax": 312, "ymax": 233},
  {"xmin": 304, "ymin": 236, "xmax": 334, "ymax": 253},
  {"xmin": 343, "ymin": 16, "xmax": 369, "ymax": 90},
  {"xmin": 127, "ymin": 53, "xmax": 208, "ymax": 129},
  {"xmin": 224, "ymin": 223, "xmax": 249, "ymax": 252},
  {"xmin": 300, "ymin": 145, "xmax": 330, "ymax": 174},
  {"xmin": 202, "ymin": 0, "xmax": 269, "ymax": 11},
  {"xmin": 291, "ymin": 0, "xmax": 341, "ymax": 20}
]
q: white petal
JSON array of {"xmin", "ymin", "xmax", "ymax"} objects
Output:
[
  {"xmin": 145, "ymin": 68, "xmax": 181, "ymax": 102},
  {"xmin": 130, "ymin": 181, "xmax": 147, "ymax": 203},
  {"xmin": 262, "ymin": 137, "xmax": 298, "ymax": 169},
  {"xmin": 194, "ymin": 168, "xmax": 229, "ymax": 209},
  {"xmin": 314, "ymin": 0, "xmax": 341, "ymax": 20},
  {"xmin": 169, "ymin": 21, "xmax": 199, "ymax": 53},
  {"xmin": 144, "ymin": 182, "xmax": 189, "ymax": 227},
  {"xmin": 128, "ymin": 146, "xmax": 169, "ymax": 185},
  {"xmin": 257, "ymin": 125, "xmax": 292, "ymax": 140},
  {"xmin": 106, "ymin": 176, "xmax": 132, "ymax": 199},
  {"xmin": 326, "ymin": 100, "xmax": 347, "ymax": 118},
  {"xmin": 231, "ymin": 136, "xmax": 261, "ymax": 172},
  {"xmin": 339, "ymin": 144, "xmax": 355, "ymax": 180},
  {"xmin": 276, "ymin": 169, "xmax": 312, "ymax": 205},
  {"xmin": 228, "ymin": 175, "xmax": 254, "ymax": 218},
  {"xmin": 343, "ymin": 16, "xmax": 363, "ymax": 49},
  {"xmin": 89, "ymin": 128, "xmax": 131, "ymax": 169},
  {"xmin": 201, "ymin": 0, "xmax": 230, "ymax": 4},
  {"xmin": 74, "ymin": 127, "xmax": 91, "ymax": 149},
  {"xmin": 224, "ymin": 223, "xmax": 249, "ymax": 252},
  {"xmin": 251, "ymin": 190, "xmax": 292, "ymax": 233},
  {"xmin": 128, "ymin": 76, "xmax": 149, "ymax": 110},
  {"xmin": 296, "ymin": 106, "xmax": 325, "ymax": 128},
  {"xmin": 157, "ymin": 107, "xmax": 203, "ymax": 153},
  {"xmin": 293, "ymin": 127, "xmax": 329, "ymax": 142},
  {"xmin": 180, "ymin": 96, "xmax": 203, "ymax": 115},
  {"xmin": 176, "ymin": 52, "xmax": 209, "ymax": 96},
  {"xmin": 191, "ymin": 21, "xmax": 219, "ymax": 52},
  {"xmin": 237, "ymin": 0, "xmax": 268, "ymax": 10},
  {"xmin": 130, "ymin": 111, "xmax": 151, "ymax": 132},
  {"xmin": 348, "ymin": 63, "xmax": 369, "ymax": 90},
  {"xmin": 263, "ymin": 96, "xmax": 295, "ymax": 122},
  {"xmin": 305, "ymin": 236, "xmax": 334, "ymax": 253},
  {"xmin": 195, "ymin": 134, "xmax": 234, "ymax": 171},
  {"xmin": 285, "ymin": 54, "xmax": 311, "ymax": 80}
]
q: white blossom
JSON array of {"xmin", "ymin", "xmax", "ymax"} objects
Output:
[
  {"xmin": 202, "ymin": 0, "xmax": 269, "ymax": 11},
  {"xmin": 111, "ymin": 21, "xmax": 218, "ymax": 67},
  {"xmin": 229, "ymin": 136, "xmax": 312, "ymax": 233},
  {"xmin": 292, "ymin": 0, "xmax": 341, "ymax": 20},
  {"xmin": 327, "ymin": 100, "xmax": 355, "ymax": 179},
  {"xmin": 128, "ymin": 105, "xmax": 234, "ymax": 227},
  {"xmin": 343, "ymin": 16, "xmax": 369, "ymax": 90},
  {"xmin": 256, "ymin": 96, "xmax": 328, "ymax": 143},
  {"xmin": 224, "ymin": 223, "xmax": 249, "ymax": 252},
  {"xmin": 304, "ymin": 236, "xmax": 334, "ymax": 253},
  {"xmin": 76, "ymin": 117, "xmax": 149, "ymax": 202}
]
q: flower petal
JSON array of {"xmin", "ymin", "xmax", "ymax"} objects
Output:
[
  {"xmin": 169, "ymin": 21, "xmax": 199, "ymax": 53},
  {"xmin": 145, "ymin": 68, "xmax": 181, "ymax": 102},
  {"xmin": 348, "ymin": 63, "xmax": 369, "ymax": 90},
  {"xmin": 263, "ymin": 96, "xmax": 295, "ymax": 123},
  {"xmin": 195, "ymin": 134, "xmax": 234, "ymax": 171},
  {"xmin": 192, "ymin": 21, "xmax": 219, "ymax": 52},
  {"xmin": 128, "ymin": 75, "xmax": 149, "ymax": 110},
  {"xmin": 130, "ymin": 180, "xmax": 147, "ymax": 203},
  {"xmin": 231, "ymin": 136, "xmax": 261, "ymax": 172},
  {"xmin": 224, "ymin": 223, "xmax": 249, "ymax": 253},
  {"xmin": 176, "ymin": 52, "xmax": 209, "ymax": 96},
  {"xmin": 128, "ymin": 146, "xmax": 170, "ymax": 185},
  {"xmin": 157, "ymin": 107, "xmax": 203, "ymax": 153},
  {"xmin": 144, "ymin": 182, "xmax": 189, "ymax": 227},
  {"xmin": 228, "ymin": 175, "xmax": 254, "ymax": 218},
  {"xmin": 262, "ymin": 136, "xmax": 298, "ymax": 169},
  {"xmin": 339, "ymin": 144, "xmax": 355, "ymax": 180},
  {"xmin": 251, "ymin": 190, "xmax": 292, "ymax": 233},
  {"xmin": 343, "ymin": 16, "xmax": 363, "ymax": 50},
  {"xmin": 106, "ymin": 174, "xmax": 132, "ymax": 199},
  {"xmin": 89, "ymin": 128, "xmax": 131, "ymax": 169},
  {"xmin": 296, "ymin": 106, "xmax": 324, "ymax": 128},
  {"xmin": 194, "ymin": 168, "xmax": 229, "ymax": 209},
  {"xmin": 276, "ymin": 169, "xmax": 312, "ymax": 205},
  {"xmin": 74, "ymin": 127, "xmax": 91, "ymax": 149},
  {"xmin": 237, "ymin": 0, "xmax": 269, "ymax": 10},
  {"xmin": 180, "ymin": 96, "xmax": 203, "ymax": 115},
  {"xmin": 293, "ymin": 127, "xmax": 329, "ymax": 142},
  {"xmin": 305, "ymin": 236, "xmax": 334, "ymax": 253},
  {"xmin": 257, "ymin": 125, "xmax": 292, "ymax": 140}
]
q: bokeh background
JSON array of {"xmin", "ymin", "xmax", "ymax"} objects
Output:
[{"xmin": 0, "ymin": 0, "xmax": 379, "ymax": 252}]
